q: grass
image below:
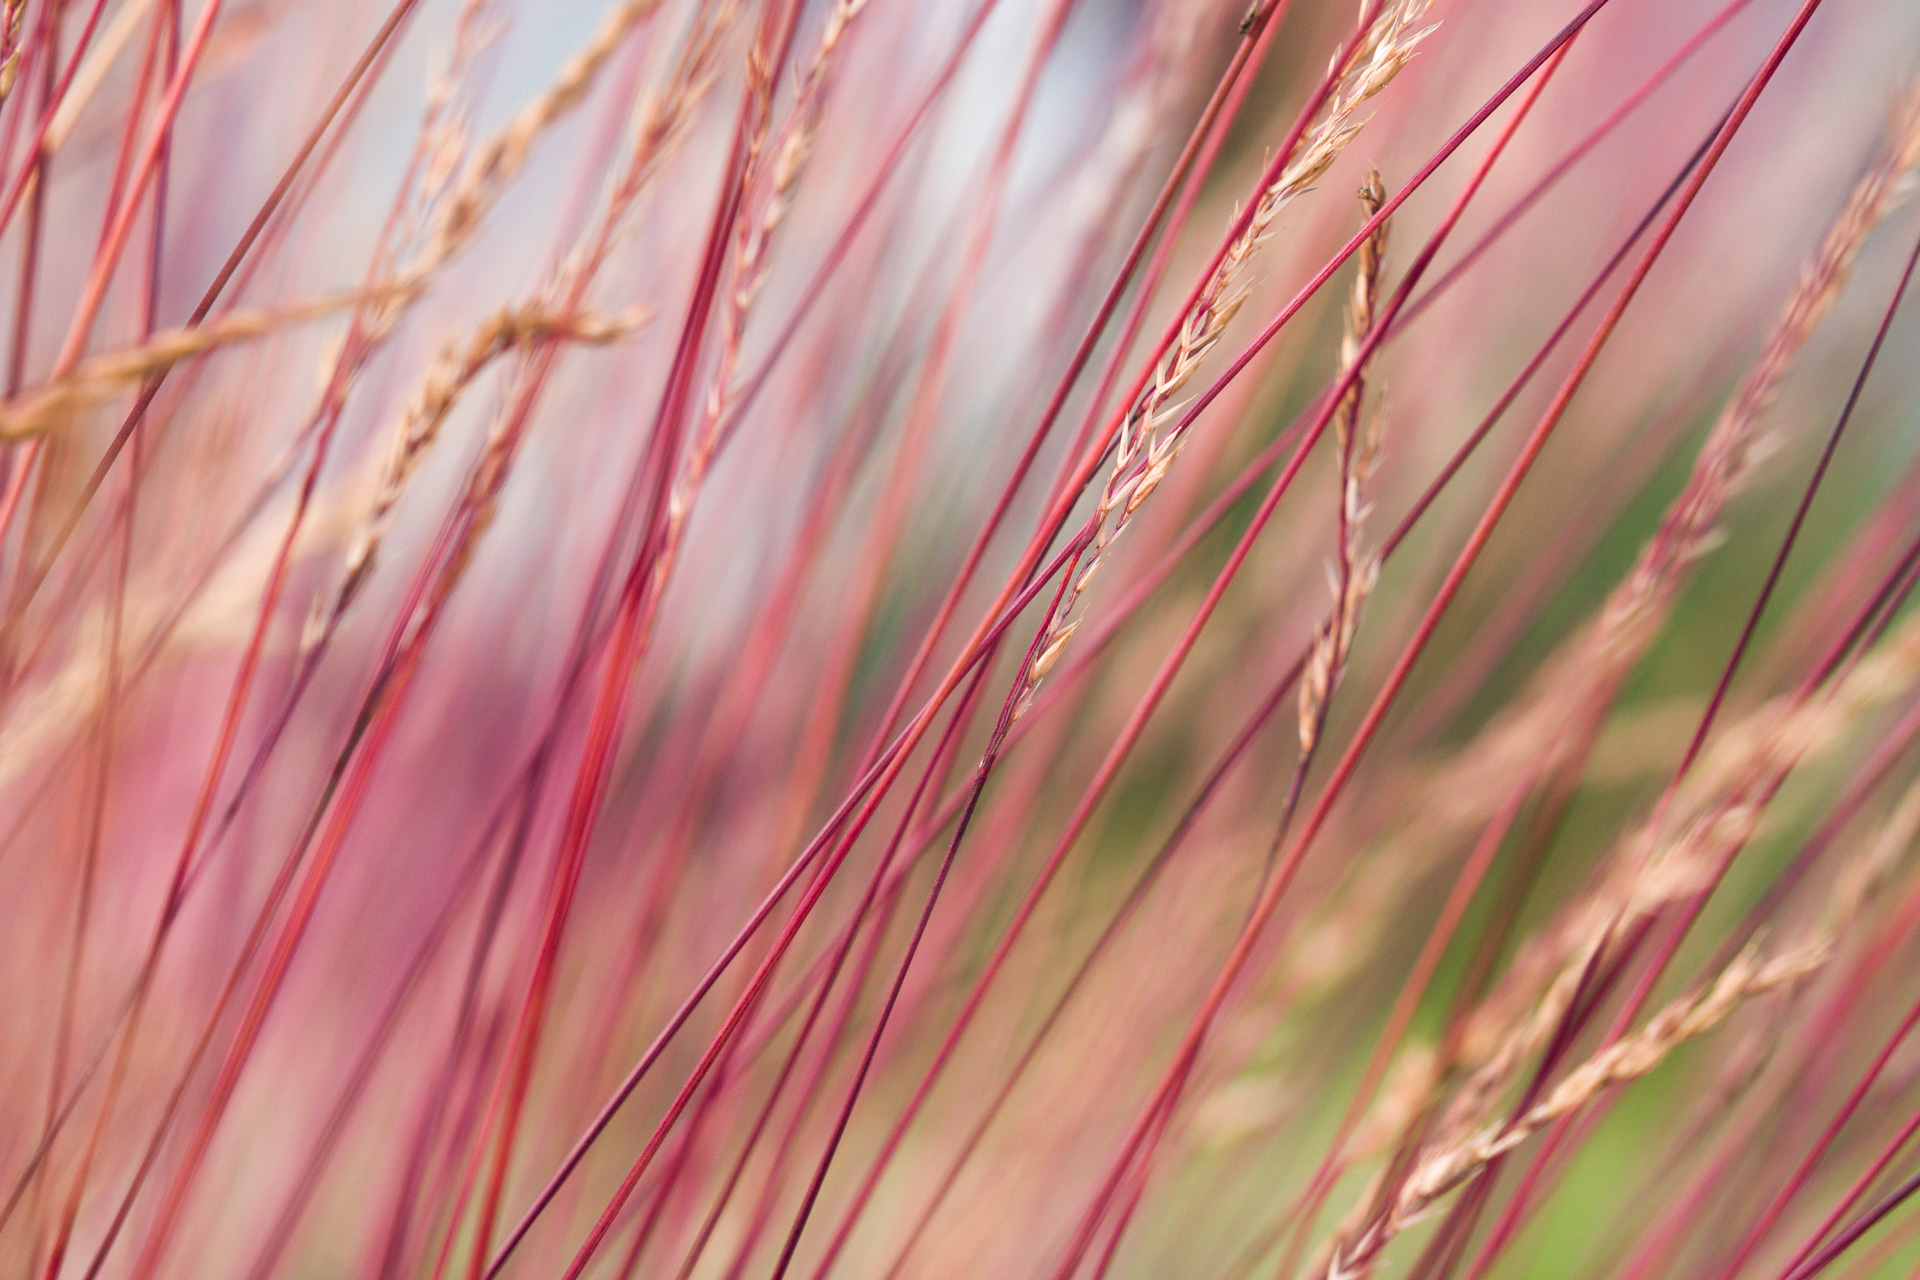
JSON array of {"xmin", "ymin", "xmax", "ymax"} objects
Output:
[{"xmin": 6, "ymin": 0, "xmax": 1920, "ymax": 1278}]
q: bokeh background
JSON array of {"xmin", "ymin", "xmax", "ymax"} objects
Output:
[{"xmin": 7, "ymin": 0, "xmax": 1920, "ymax": 1277}]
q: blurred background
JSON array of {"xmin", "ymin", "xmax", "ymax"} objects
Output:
[{"xmin": 6, "ymin": 0, "xmax": 1920, "ymax": 1277}]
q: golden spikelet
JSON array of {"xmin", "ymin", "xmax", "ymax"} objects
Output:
[
  {"xmin": 1383, "ymin": 938, "xmax": 1828, "ymax": 1236},
  {"xmin": 330, "ymin": 304, "xmax": 650, "ymax": 618},
  {"xmin": 0, "ymin": 0, "xmax": 26, "ymax": 107},
  {"xmin": 1392, "ymin": 86, "xmax": 1920, "ymax": 912},
  {"xmin": 1301, "ymin": 169, "xmax": 1389, "ymax": 754},
  {"xmin": 418, "ymin": 0, "xmax": 744, "ymax": 622},
  {"xmin": 1306, "ymin": 93, "xmax": 1920, "ymax": 1278},
  {"xmin": 1361, "ymin": 777, "xmax": 1920, "ymax": 1268},
  {"xmin": 1021, "ymin": 1, "xmax": 1432, "ymax": 718},
  {"xmin": 670, "ymin": 0, "xmax": 864, "ymax": 538},
  {"xmin": 426, "ymin": 0, "xmax": 666, "ymax": 264},
  {"xmin": 0, "ymin": 286, "xmax": 409, "ymax": 441}
]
